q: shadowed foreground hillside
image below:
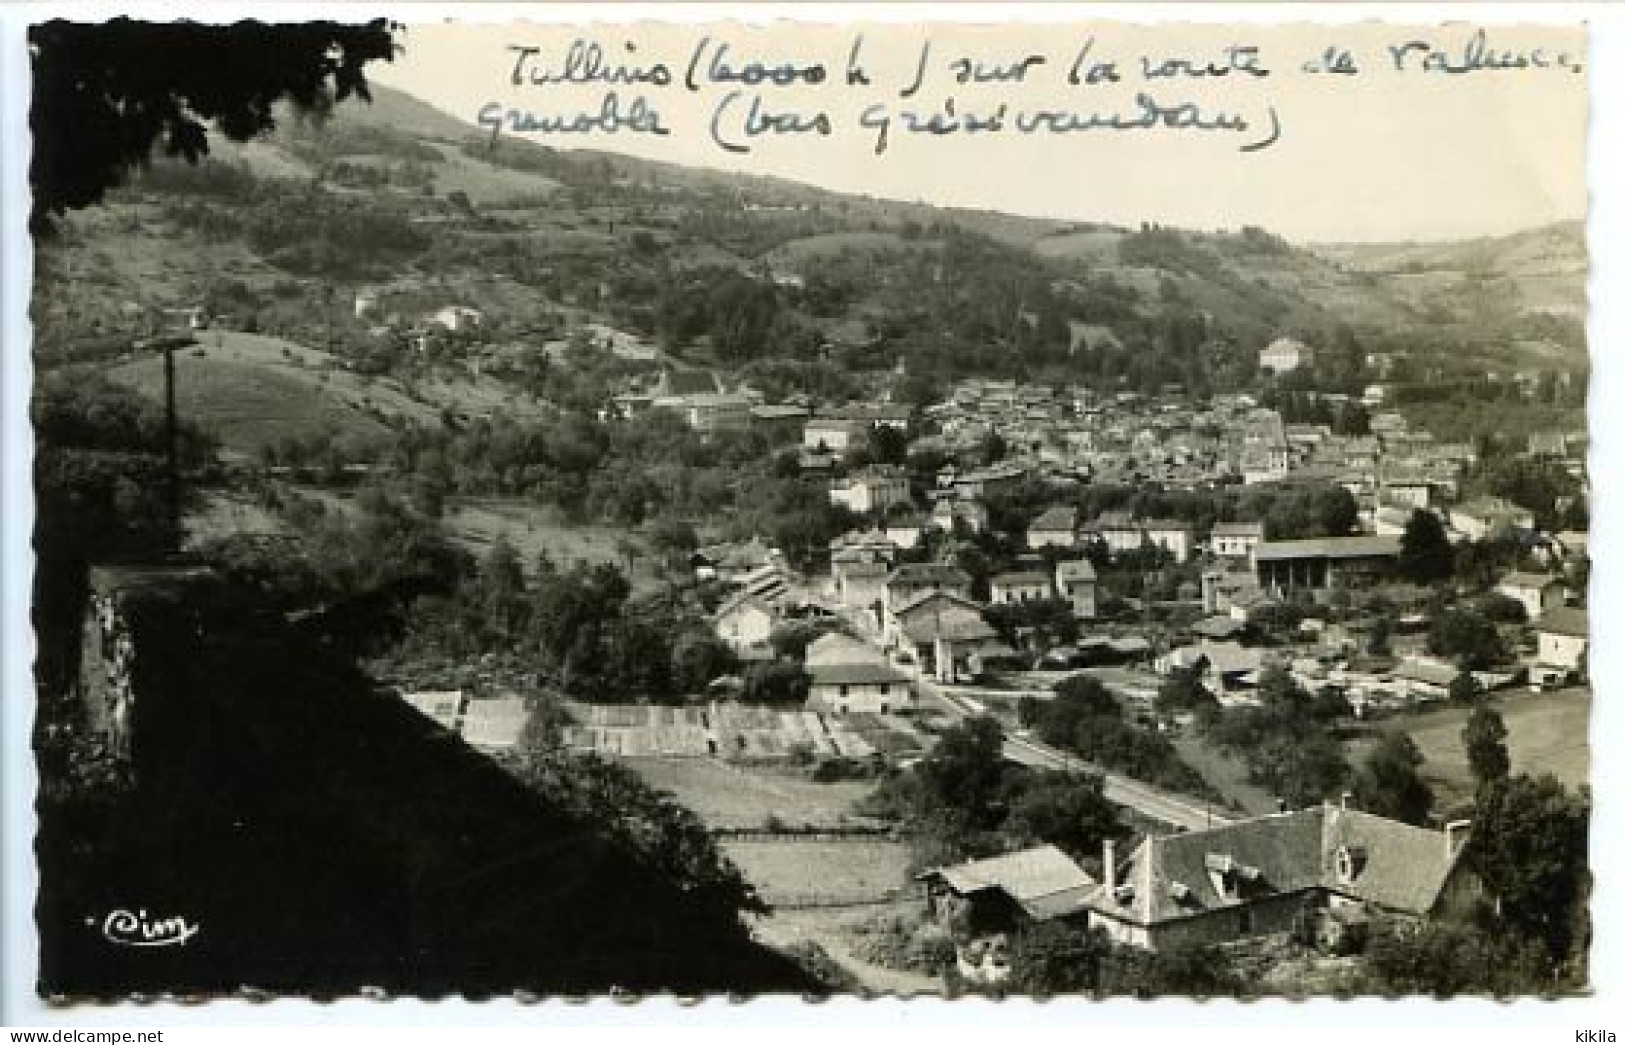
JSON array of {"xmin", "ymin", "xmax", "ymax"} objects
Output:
[{"xmin": 35, "ymin": 578, "xmax": 815, "ymax": 998}]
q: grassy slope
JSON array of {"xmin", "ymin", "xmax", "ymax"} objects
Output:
[
  {"xmin": 1345, "ymin": 686, "xmax": 1590, "ymax": 810},
  {"xmin": 104, "ymin": 331, "xmax": 440, "ymax": 453}
]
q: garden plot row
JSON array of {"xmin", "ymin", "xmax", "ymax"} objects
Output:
[{"xmin": 559, "ymin": 701, "xmax": 922, "ymax": 762}]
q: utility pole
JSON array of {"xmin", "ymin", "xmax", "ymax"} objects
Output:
[
  {"xmin": 138, "ymin": 332, "xmax": 197, "ymax": 552},
  {"xmin": 164, "ymin": 340, "xmax": 178, "ymax": 549}
]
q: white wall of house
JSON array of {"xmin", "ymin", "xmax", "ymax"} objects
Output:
[
  {"xmin": 1538, "ymin": 631, "xmax": 1587, "ymax": 671},
  {"xmin": 803, "ymin": 424, "xmax": 855, "ymax": 453},
  {"xmin": 991, "ymin": 581, "xmax": 1053, "ymax": 604},
  {"xmin": 1028, "ymin": 528, "xmax": 1076, "ymax": 549},
  {"xmin": 1096, "ymin": 529, "xmax": 1144, "ymax": 555},
  {"xmin": 1057, "ymin": 579, "xmax": 1097, "ymax": 619},
  {"xmin": 1213, "ymin": 533, "xmax": 1260, "ymax": 558},
  {"xmin": 1147, "ymin": 528, "xmax": 1194, "ymax": 563},
  {"xmin": 1088, "ymin": 913, "xmax": 1150, "ymax": 949},
  {"xmin": 809, "ymin": 680, "xmax": 911, "ymax": 714},
  {"xmin": 831, "ymin": 477, "xmax": 910, "ymax": 516},
  {"xmin": 1385, "ymin": 484, "xmax": 1432, "ymax": 510},
  {"xmin": 886, "ymin": 524, "xmax": 923, "ymax": 549}
]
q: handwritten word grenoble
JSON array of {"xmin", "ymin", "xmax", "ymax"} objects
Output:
[
  {"xmin": 477, "ymin": 93, "xmax": 670, "ymax": 146},
  {"xmin": 97, "ymin": 908, "xmax": 201, "ymax": 948},
  {"xmin": 860, "ymin": 93, "xmax": 1282, "ymax": 155}
]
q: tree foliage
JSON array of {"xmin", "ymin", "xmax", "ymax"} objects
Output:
[
  {"xmin": 1004, "ymin": 921, "xmax": 1112, "ymax": 997},
  {"xmin": 29, "ymin": 18, "xmax": 398, "ymax": 231},
  {"xmin": 1361, "ymin": 918, "xmax": 1558, "ymax": 998},
  {"xmin": 1461, "ymin": 704, "xmax": 1511, "ymax": 790},
  {"xmin": 1428, "ymin": 608, "xmax": 1507, "ymax": 670},
  {"xmin": 862, "ymin": 715, "xmax": 1128, "ymax": 870},
  {"xmin": 1350, "ymin": 732, "xmax": 1434, "ymax": 826},
  {"xmin": 1467, "ymin": 774, "xmax": 1590, "ymax": 968},
  {"xmin": 1098, "ymin": 941, "xmax": 1246, "ymax": 999},
  {"xmin": 1398, "ymin": 509, "xmax": 1455, "ymax": 585},
  {"xmin": 1204, "ymin": 666, "xmax": 1351, "ymax": 808},
  {"xmin": 1021, "ymin": 676, "xmax": 1217, "ymax": 799}
]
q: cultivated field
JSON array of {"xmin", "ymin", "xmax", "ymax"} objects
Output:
[
  {"xmin": 1029, "ymin": 228, "xmax": 1122, "ymax": 262},
  {"xmin": 566, "ymin": 703, "xmax": 926, "ymax": 764},
  {"xmin": 764, "ymin": 230, "xmax": 911, "ymax": 265},
  {"xmin": 627, "ymin": 756, "xmax": 879, "ymax": 830},
  {"xmin": 723, "ymin": 841, "xmax": 912, "ymax": 907},
  {"xmin": 420, "ymin": 142, "xmax": 562, "ymax": 205}
]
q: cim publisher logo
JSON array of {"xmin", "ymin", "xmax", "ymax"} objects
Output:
[{"xmin": 88, "ymin": 908, "xmax": 200, "ymax": 948}]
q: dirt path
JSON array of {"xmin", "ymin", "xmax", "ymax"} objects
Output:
[{"xmin": 750, "ymin": 909, "xmax": 943, "ymax": 997}]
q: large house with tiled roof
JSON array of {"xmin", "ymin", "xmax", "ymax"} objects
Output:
[
  {"xmin": 1084, "ymin": 803, "xmax": 1476, "ymax": 952},
  {"xmin": 888, "ymin": 590, "xmax": 1000, "ymax": 682},
  {"xmin": 805, "ymin": 658, "xmax": 913, "ymax": 715},
  {"xmin": 882, "ymin": 563, "xmax": 972, "ymax": 622},
  {"xmin": 805, "ymin": 632, "xmax": 913, "ymax": 714}
]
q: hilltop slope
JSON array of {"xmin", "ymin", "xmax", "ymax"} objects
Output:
[{"xmin": 32, "ymin": 80, "xmax": 1588, "ymax": 459}]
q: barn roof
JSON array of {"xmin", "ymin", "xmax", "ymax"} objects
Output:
[
  {"xmin": 919, "ymin": 844, "xmax": 1097, "ymax": 921},
  {"xmin": 1253, "ymin": 535, "xmax": 1401, "ymax": 562}
]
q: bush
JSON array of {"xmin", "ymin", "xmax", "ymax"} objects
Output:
[
  {"xmin": 849, "ymin": 910, "xmax": 954, "ymax": 975},
  {"xmin": 778, "ymin": 941, "xmax": 863, "ymax": 996},
  {"xmin": 812, "ymin": 756, "xmax": 868, "ymax": 782}
]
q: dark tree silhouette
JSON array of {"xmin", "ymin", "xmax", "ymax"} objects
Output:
[
  {"xmin": 29, "ymin": 18, "xmax": 398, "ymax": 231},
  {"xmin": 1350, "ymin": 732, "xmax": 1434, "ymax": 826},
  {"xmin": 1398, "ymin": 508, "xmax": 1455, "ymax": 585},
  {"xmin": 1462, "ymin": 703, "xmax": 1511, "ymax": 790}
]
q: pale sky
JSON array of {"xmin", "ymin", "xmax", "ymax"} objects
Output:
[{"xmin": 369, "ymin": 16, "xmax": 1589, "ymax": 243}]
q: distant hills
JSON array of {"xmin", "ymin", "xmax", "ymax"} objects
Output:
[
  {"xmin": 35, "ymin": 80, "xmax": 1588, "ymax": 454},
  {"xmin": 243, "ymin": 83, "xmax": 1588, "ymax": 344},
  {"xmin": 1310, "ymin": 220, "xmax": 1587, "ymax": 322}
]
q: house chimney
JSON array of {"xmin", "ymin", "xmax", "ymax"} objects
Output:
[
  {"xmin": 1444, "ymin": 819, "xmax": 1472, "ymax": 858},
  {"xmin": 1103, "ymin": 838, "xmax": 1117, "ymax": 894},
  {"xmin": 1340, "ymin": 791, "xmax": 1353, "ymax": 811},
  {"xmin": 1276, "ymin": 797, "xmax": 1288, "ymax": 814}
]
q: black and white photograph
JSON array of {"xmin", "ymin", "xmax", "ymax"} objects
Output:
[{"xmin": 9, "ymin": 7, "xmax": 1600, "ymax": 1014}]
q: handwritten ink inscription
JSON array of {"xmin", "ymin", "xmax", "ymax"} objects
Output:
[
  {"xmin": 480, "ymin": 26, "xmax": 1582, "ymax": 157},
  {"xmin": 91, "ymin": 908, "xmax": 201, "ymax": 948}
]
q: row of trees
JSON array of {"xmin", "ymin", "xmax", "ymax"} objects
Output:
[
  {"xmin": 1019, "ymin": 676, "xmax": 1219, "ymax": 801},
  {"xmin": 860, "ymin": 716, "xmax": 1131, "ymax": 873},
  {"xmin": 394, "ymin": 541, "xmax": 734, "ymax": 704}
]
